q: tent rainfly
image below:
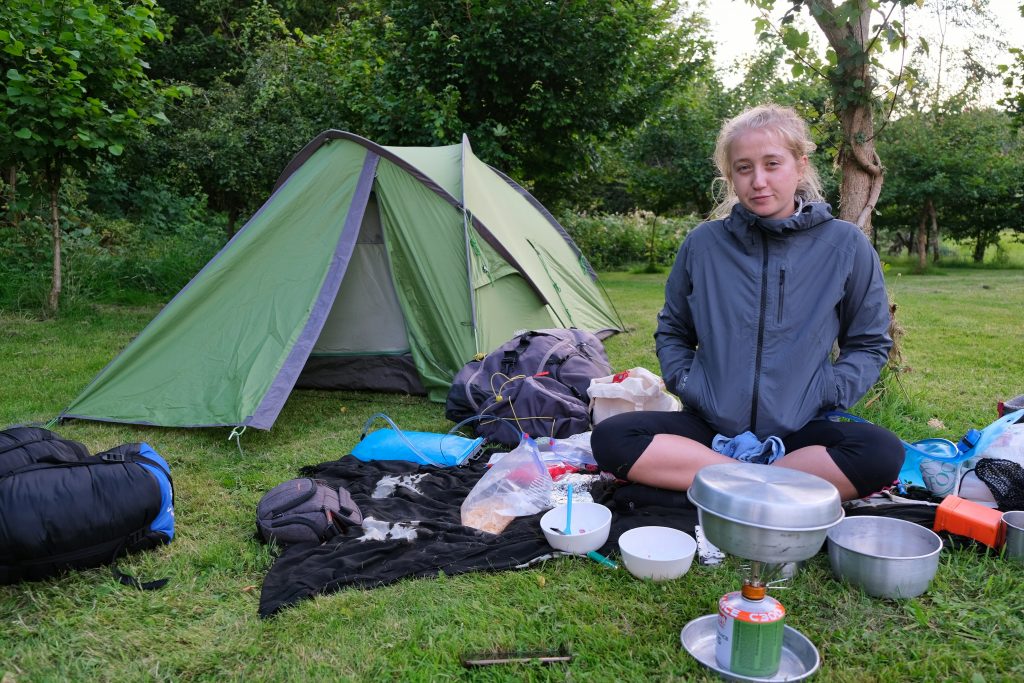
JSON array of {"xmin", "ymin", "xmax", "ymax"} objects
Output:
[{"xmin": 62, "ymin": 131, "xmax": 623, "ymax": 430}]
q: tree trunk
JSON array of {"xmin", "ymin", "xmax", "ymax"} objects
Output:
[
  {"xmin": 835, "ymin": 105, "xmax": 883, "ymax": 239},
  {"xmin": 227, "ymin": 206, "xmax": 239, "ymax": 240},
  {"xmin": 3, "ymin": 166, "xmax": 15, "ymax": 222},
  {"xmin": 47, "ymin": 169, "xmax": 62, "ymax": 314},
  {"xmin": 811, "ymin": 0, "xmax": 883, "ymax": 240},
  {"xmin": 927, "ymin": 198, "xmax": 939, "ymax": 262},
  {"xmin": 973, "ymin": 238, "xmax": 986, "ymax": 263},
  {"xmin": 916, "ymin": 202, "xmax": 927, "ymax": 273}
]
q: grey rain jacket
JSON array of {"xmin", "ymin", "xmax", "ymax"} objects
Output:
[{"xmin": 655, "ymin": 201, "xmax": 892, "ymax": 440}]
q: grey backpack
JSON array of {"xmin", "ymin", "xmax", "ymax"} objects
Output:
[
  {"xmin": 445, "ymin": 328, "xmax": 612, "ymax": 446},
  {"xmin": 256, "ymin": 478, "xmax": 362, "ymax": 545}
]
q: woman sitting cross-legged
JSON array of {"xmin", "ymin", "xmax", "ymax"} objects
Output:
[{"xmin": 592, "ymin": 103, "xmax": 904, "ymax": 502}]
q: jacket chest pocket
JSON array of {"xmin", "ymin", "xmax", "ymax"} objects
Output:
[{"xmin": 775, "ymin": 265, "xmax": 787, "ymax": 325}]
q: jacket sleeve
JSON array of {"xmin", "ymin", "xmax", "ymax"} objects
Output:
[
  {"xmin": 833, "ymin": 233, "xmax": 893, "ymax": 408},
  {"xmin": 655, "ymin": 241, "xmax": 698, "ymax": 398}
]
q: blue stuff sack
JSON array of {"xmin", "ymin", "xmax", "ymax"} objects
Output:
[
  {"xmin": 133, "ymin": 442, "xmax": 175, "ymax": 541},
  {"xmin": 351, "ymin": 413, "xmax": 484, "ymax": 467}
]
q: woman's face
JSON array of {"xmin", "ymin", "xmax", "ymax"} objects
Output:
[{"xmin": 728, "ymin": 128, "xmax": 808, "ymax": 220}]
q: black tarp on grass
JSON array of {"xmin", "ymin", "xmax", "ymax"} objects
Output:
[{"xmin": 258, "ymin": 457, "xmax": 699, "ymax": 617}]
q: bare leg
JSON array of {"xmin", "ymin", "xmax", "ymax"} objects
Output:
[
  {"xmin": 627, "ymin": 437, "xmax": 859, "ymax": 501},
  {"xmin": 773, "ymin": 445, "xmax": 859, "ymax": 500},
  {"xmin": 626, "ymin": 434, "xmax": 736, "ymax": 490}
]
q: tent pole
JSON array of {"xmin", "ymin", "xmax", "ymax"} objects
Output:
[{"xmin": 461, "ymin": 134, "xmax": 481, "ymax": 354}]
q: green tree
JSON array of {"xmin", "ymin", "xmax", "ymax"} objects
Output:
[
  {"xmin": 605, "ymin": 79, "xmax": 726, "ymax": 217},
  {"xmin": 578, "ymin": 10, "xmax": 723, "ymax": 216},
  {"xmin": 871, "ymin": 1, "xmax": 1013, "ymax": 267},
  {"xmin": 0, "ymin": 0, "xmax": 185, "ymax": 312},
  {"xmin": 931, "ymin": 110, "xmax": 1023, "ymax": 262},
  {"xmin": 877, "ymin": 108, "xmax": 1023, "ymax": 266},
  {"xmin": 158, "ymin": 0, "xmax": 699, "ymax": 224},
  {"xmin": 150, "ymin": 4, "xmax": 397, "ymax": 236},
  {"xmin": 874, "ymin": 112, "xmax": 944, "ymax": 269},
  {"xmin": 363, "ymin": 0, "xmax": 693, "ymax": 205},
  {"xmin": 999, "ymin": 3, "xmax": 1024, "ymax": 126},
  {"xmin": 144, "ymin": 0, "xmax": 343, "ymax": 88}
]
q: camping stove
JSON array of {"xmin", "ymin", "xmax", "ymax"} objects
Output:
[
  {"xmin": 713, "ymin": 561, "xmax": 791, "ymax": 677},
  {"xmin": 681, "ymin": 463, "xmax": 845, "ymax": 681}
]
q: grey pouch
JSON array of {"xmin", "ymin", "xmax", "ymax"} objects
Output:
[{"xmin": 256, "ymin": 477, "xmax": 362, "ymax": 545}]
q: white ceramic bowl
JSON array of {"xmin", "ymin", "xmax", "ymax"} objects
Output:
[
  {"xmin": 540, "ymin": 502, "xmax": 612, "ymax": 554},
  {"xmin": 618, "ymin": 526, "xmax": 697, "ymax": 581}
]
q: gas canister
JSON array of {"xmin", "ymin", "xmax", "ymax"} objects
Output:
[{"xmin": 715, "ymin": 581, "xmax": 785, "ymax": 677}]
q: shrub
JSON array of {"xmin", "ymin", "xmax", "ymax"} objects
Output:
[
  {"xmin": 0, "ymin": 217, "xmax": 53, "ymax": 310},
  {"xmin": 62, "ymin": 201, "xmax": 225, "ymax": 305},
  {"xmin": 0, "ymin": 193, "xmax": 225, "ymax": 312},
  {"xmin": 560, "ymin": 210, "xmax": 699, "ymax": 271}
]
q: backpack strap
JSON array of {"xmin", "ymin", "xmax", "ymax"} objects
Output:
[
  {"xmin": 98, "ymin": 452, "xmax": 174, "ymax": 590},
  {"xmin": 110, "ymin": 534, "xmax": 169, "ymax": 591},
  {"xmin": 0, "ymin": 458, "xmax": 96, "ymax": 482},
  {"xmin": 501, "ymin": 331, "xmax": 545, "ymax": 376},
  {"xmin": 500, "ymin": 349, "xmax": 519, "ymax": 376}
]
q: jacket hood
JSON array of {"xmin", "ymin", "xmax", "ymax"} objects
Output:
[{"xmin": 725, "ymin": 200, "xmax": 834, "ymax": 238}]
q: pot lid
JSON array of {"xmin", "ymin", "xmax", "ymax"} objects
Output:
[{"xmin": 687, "ymin": 463, "xmax": 843, "ymax": 530}]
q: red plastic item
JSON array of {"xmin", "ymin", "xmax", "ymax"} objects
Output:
[
  {"xmin": 546, "ymin": 463, "xmax": 578, "ymax": 479},
  {"xmin": 933, "ymin": 495, "xmax": 1006, "ymax": 548}
]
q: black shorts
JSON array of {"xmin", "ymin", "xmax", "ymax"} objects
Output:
[{"xmin": 591, "ymin": 410, "xmax": 905, "ymax": 498}]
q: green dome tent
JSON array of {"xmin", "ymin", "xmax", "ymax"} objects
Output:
[{"xmin": 62, "ymin": 132, "xmax": 623, "ymax": 430}]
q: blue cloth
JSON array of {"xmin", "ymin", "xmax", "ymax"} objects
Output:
[{"xmin": 712, "ymin": 431, "xmax": 786, "ymax": 465}]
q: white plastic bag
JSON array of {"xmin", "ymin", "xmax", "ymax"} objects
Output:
[
  {"xmin": 460, "ymin": 434, "xmax": 553, "ymax": 534},
  {"xmin": 956, "ymin": 424, "xmax": 1024, "ymax": 506},
  {"xmin": 587, "ymin": 367, "xmax": 681, "ymax": 424},
  {"xmin": 488, "ymin": 433, "xmax": 597, "ymax": 470},
  {"xmin": 978, "ymin": 424, "xmax": 1024, "ymax": 464}
]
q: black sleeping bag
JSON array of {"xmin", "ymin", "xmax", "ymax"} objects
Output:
[{"xmin": 0, "ymin": 427, "xmax": 175, "ymax": 587}]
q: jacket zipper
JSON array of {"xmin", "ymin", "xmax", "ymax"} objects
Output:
[
  {"xmin": 777, "ymin": 267, "xmax": 786, "ymax": 324},
  {"xmin": 750, "ymin": 234, "xmax": 770, "ymax": 432}
]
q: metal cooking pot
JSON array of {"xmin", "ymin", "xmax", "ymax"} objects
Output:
[
  {"xmin": 687, "ymin": 463, "xmax": 844, "ymax": 563},
  {"xmin": 826, "ymin": 516, "xmax": 941, "ymax": 598}
]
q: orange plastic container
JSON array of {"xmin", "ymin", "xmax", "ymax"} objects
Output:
[{"xmin": 933, "ymin": 495, "xmax": 1006, "ymax": 548}]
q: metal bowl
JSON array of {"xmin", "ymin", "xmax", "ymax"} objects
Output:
[
  {"xmin": 827, "ymin": 516, "xmax": 942, "ymax": 598},
  {"xmin": 687, "ymin": 463, "xmax": 844, "ymax": 563},
  {"xmin": 1004, "ymin": 510, "xmax": 1024, "ymax": 562}
]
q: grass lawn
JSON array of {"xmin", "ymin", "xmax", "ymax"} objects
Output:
[{"xmin": 1, "ymin": 267, "xmax": 1023, "ymax": 682}]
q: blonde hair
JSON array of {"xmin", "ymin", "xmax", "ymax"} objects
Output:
[{"xmin": 709, "ymin": 103, "xmax": 825, "ymax": 219}]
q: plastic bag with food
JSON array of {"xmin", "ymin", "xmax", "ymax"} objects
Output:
[{"xmin": 460, "ymin": 433, "xmax": 553, "ymax": 534}]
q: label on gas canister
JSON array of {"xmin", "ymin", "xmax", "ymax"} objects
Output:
[{"xmin": 714, "ymin": 591, "xmax": 786, "ymax": 677}]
